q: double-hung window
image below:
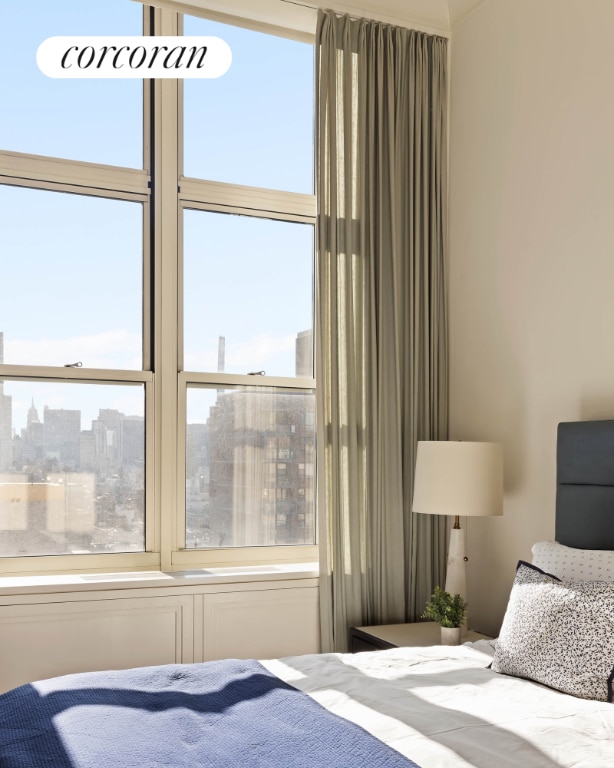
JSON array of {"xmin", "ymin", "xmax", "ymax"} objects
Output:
[{"xmin": 0, "ymin": 0, "xmax": 316, "ymax": 575}]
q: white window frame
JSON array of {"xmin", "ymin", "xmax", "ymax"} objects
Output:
[
  {"xmin": 171, "ymin": 7, "xmax": 317, "ymax": 568},
  {"xmin": 0, "ymin": 165, "xmax": 157, "ymax": 575},
  {"xmin": 0, "ymin": 3, "xmax": 317, "ymax": 576}
]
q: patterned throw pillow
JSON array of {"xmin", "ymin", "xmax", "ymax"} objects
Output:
[
  {"xmin": 491, "ymin": 561, "xmax": 614, "ymax": 702},
  {"xmin": 531, "ymin": 540, "xmax": 614, "ymax": 581}
]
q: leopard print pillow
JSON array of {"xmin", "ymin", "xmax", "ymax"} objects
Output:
[{"xmin": 491, "ymin": 561, "xmax": 614, "ymax": 702}]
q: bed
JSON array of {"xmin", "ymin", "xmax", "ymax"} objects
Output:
[{"xmin": 1, "ymin": 419, "xmax": 614, "ymax": 767}]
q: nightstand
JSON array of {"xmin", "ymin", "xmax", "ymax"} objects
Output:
[{"xmin": 349, "ymin": 621, "xmax": 491, "ymax": 652}]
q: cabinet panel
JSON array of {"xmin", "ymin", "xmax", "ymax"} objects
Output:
[
  {"xmin": 0, "ymin": 595, "xmax": 193, "ymax": 693},
  {"xmin": 202, "ymin": 585, "xmax": 319, "ymax": 660}
]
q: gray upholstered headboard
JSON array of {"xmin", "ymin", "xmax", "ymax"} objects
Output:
[{"xmin": 556, "ymin": 420, "xmax": 614, "ymax": 550}]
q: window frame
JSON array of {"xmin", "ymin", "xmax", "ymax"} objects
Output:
[
  {"xmin": 173, "ymin": 5, "xmax": 317, "ymax": 566},
  {"xmin": 0, "ymin": 3, "xmax": 317, "ymax": 576}
]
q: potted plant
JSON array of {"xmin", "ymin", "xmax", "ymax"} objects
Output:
[{"xmin": 422, "ymin": 586, "xmax": 468, "ymax": 645}]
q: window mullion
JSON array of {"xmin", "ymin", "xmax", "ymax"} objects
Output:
[
  {"xmin": 179, "ymin": 177, "xmax": 316, "ymax": 220},
  {"xmin": 0, "ymin": 151, "xmax": 150, "ymax": 197},
  {"xmin": 152, "ymin": 7, "xmax": 181, "ymax": 570}
]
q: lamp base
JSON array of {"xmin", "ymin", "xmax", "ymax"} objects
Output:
[{"xmin": 445, "ymin": 526, "xmax": 468, "ymax": 634}]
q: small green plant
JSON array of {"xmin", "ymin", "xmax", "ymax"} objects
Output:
[{"xmin": 422, "ymin": 586, "xmax": 468, "ymax": 628}]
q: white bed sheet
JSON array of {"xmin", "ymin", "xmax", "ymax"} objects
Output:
[{"xmin": 263, "ymin": 640, "xmax": 614, "ymax": 768}]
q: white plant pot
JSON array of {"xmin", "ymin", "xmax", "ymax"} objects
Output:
[{"xmin": 440, "ymin": 626, "xmax": 461, "ymax": 646}]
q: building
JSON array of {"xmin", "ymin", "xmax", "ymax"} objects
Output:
[
  {"xmin": 42, "ymin": 406, "xmax": 81, "ymax": 469},
  {"xmin": 187, "ymin": 330, "xmax": 316, "ymax": 549},
  {"xmin": 0, "ymin": 334, "xmax": 12, "ymax": 471},
  {"xmin": 204, "ymin": 387, "xmax": 315, "ymax": 548},
  {"xmin": 295, "ymin": 329, "xmax": 312, "ymax": 378}
]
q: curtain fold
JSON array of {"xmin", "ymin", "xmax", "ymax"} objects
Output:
[{"xmin": 315, "ymin": 9, "xmax": 449, "ymax": 652}]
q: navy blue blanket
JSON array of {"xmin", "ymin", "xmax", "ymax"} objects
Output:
[{"xmin": 0, "ymin": 658, "xmax": 420, "ymax": 767}]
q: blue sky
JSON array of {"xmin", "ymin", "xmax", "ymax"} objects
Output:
[{"xmin": 0, "ymin": 0, "xmax": 314, "ymax": 431}]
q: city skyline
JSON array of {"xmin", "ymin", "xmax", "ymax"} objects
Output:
[
  {"xmin": 0, "ymin": 327, "xmax": 315, "ymax": 557},
  {"xmin": 0, "ymin": 390, "xmax": 146, "ymax": 558},
  {"xmin": 0, "ymin": 324, "xmax": 313, "ymax": 434}
]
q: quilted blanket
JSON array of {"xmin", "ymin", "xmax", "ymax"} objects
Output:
[{"xmin": 0, "ymin": 658, "xmax": 419, "ymax": 768}]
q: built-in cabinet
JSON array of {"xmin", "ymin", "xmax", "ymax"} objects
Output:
[
  {"xmin": 0, "ymin": 570, "xmax": 319, "ymax": 693},
  {"xmin": 198, "ymin": 582, "xmax": 320, "ymax": 662}
]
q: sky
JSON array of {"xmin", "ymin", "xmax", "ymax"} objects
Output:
[{"xmin": 0, "ymin": 0, "xmax": 314, "ymax": 432}]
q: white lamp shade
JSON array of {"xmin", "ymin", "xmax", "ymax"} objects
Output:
[{"xmin": 412, "ymin": 441, "xmax": 503, "ymax": 518}]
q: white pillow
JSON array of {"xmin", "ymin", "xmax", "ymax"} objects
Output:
[{"xmin": 531, "ymin": 540, "xmax": 614, "ymax": 581}]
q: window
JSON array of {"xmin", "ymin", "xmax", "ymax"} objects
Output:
[
  {"xmin": 177, "ymin": 13, "xmax": 315, "ymax": 568},
  {"xmin": 0, "ymin": 0, "xmax": 142, "ymax": 167},
  {"xmin": 183, "ymin": 16, "xmax": 313, "ymax": 193},
  {"xmin": 0, "ymin": 379, "xmax": 145, "ymax": 558},
  {"xmin": 185, "ymin": 386, "xmax": 315, "ymax": 550},
  {"xmin": 0, "ymin": 1, "xmax": 316, "ymax": 574},
  {"xmin": 183, "ymin": 211, "xmax": 313, "ymax": 377},
  {"xmin": 0, "ymin": 187, "xmax": 143, "ymax": 369}
]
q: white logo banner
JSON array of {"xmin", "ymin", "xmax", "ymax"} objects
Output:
[{"xmin": 37, "ymin": 36, "xmax": 232, "ymax": 78}]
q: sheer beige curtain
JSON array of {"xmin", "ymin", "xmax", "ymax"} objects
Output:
[{"xmin": 315, "ymin": 10, "xmax": 449, "ymax": 652}]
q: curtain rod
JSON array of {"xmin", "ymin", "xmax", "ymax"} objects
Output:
[
  {"xmin": 278, "ymin": 0, "xmax": 449, "ymax": 37},
  {"xmin": 279, "ymin": 0, "xmax": 318, "ymax": 9},
  {"xmin": 278, "ymin": 1, "xmax": 378, "ymax": 19}
]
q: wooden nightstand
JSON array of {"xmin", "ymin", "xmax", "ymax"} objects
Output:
[{"xmin": 349, "ymin": 622, "xmax": 492, "ymax": 652}]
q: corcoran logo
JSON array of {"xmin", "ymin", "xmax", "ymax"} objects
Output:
[{"xmin": 37, "ymin": 36, "xmax": 232, "ymax": 78}]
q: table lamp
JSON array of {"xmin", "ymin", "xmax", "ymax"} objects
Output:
[{"xmin": 412, "ymin": 441, "xmax": 503, "ymax": 626}]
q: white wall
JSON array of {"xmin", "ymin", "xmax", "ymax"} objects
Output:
[{"xmin": 449, "ymin": 0, "xmax": 614, "ymax": 636}]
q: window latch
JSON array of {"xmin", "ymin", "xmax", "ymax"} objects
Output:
[
  {"xmin": 64, "ymin": 361, "xmax": 83, "ymax": 368},
  {"xmin": 247, "ymin": 370, "xmax": 266, "ymax": 376}
]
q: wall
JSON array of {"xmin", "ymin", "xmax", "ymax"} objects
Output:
[{"xmin": 448, "ymin": 0, "xmax": 614, "ymax": 636}]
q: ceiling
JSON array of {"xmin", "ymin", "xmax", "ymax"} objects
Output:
[
  {"xmin": 152, "ymin": 0, "xmax": 488, "ymax": 36},
  {"xmin": 352, "ymin": 0, "xmax": 486, "ymax": 29}
]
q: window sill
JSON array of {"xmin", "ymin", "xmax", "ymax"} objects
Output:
[{"xmin": 0, "ymin": 562, "xmax": 319, "ymax": 598}]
